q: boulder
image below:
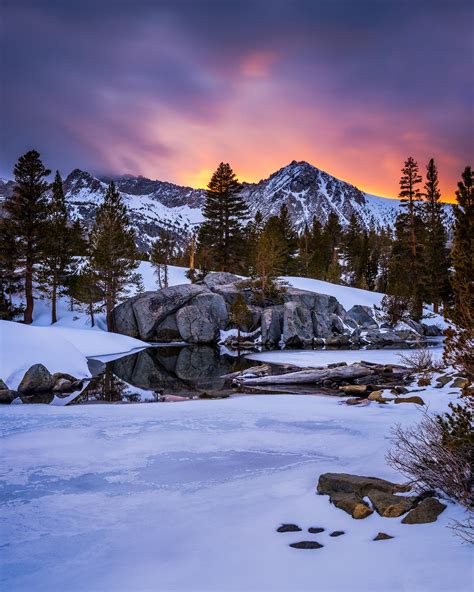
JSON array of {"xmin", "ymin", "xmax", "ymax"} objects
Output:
[
  {"xmin": 401, "ymin": 498, "xmax": 447, "ymax": 524},
  {"xmin": 18, "ymin": 364, "xmax": 55, "ymax": 393},
  {"xmin": 289, "ymin": 541, "xmax": 324, "ymax": 549},
  {"xmin": 0, "ymin": 379, "xmax": 8, "ymax": 390},
  {"xmin": 312, "ymin": 311, "xmax": 332, "ymax": 338},
  {"xmin": 346, "ymin": 305, "xmax": 378, "ymax": 329},
  {"xmin": 192, "ymin": 292, "xmax": 228, "ymax": 329},
  {"xmin": 282, "ymin": 302, "xmax": 314, "ymax": 346},
  {"xmin": 202, "ymin": 272, "xmax": 242, "ymax": 288},
  {"xmin": 0, "ymin": 389, "xmax": 18, "ymax": 404},
  {"xmin": 368, "ymin": 390, "xmax": 383, "ymax": 400},
  {"xmin": 131, "ymin": 284, "xmax": 208, "ymax": 340},
  {"xmin": 406, "ymin": 319, "xmax": 424, "ymax": 335},
  {"xmin": 261, "ymin": 306, "xmax": 284, "ymax": 345},
  {"xmin": 276, "ymin": 524, "xmax": 302, "ymax": 533},
  {"xmin": 421, "ymin": 323, "xmax": 443, "ymax": 337},
  {"xmin": 395, "ymin": 328, "xmax": 422, "ymax": 341},
  {"xmin": 212, "ymin": 283, "xmax": 253, "ymax": 307},
  {"xmin": 52, "ymin": 378, "xmax": 73, "ymax": 392},
  {"xmin": 451, "ymin": 377, "xmax": 469, "ymax": 389},
  {"xmin": 111, "ymin": 295, "xmax": 142, "ymax": 338},
  {"xmin": 329, "ymin": 313, "xmax": 346, "ymax": 335},
  {"xmin": 325, "ymin": 335, "xmax": 351, "ymax": 346},
  {"xmin": 394, "ymin": 396, "xmax": 425, "ymax": 406},
  {"xmin": 155, "ymin": 313, "xmax": 182, "ymax": 341},
  {"xmin": 331, "ymin": 492, "xmax": 374, "ymax": 519},
  {"xmin": 317, "ymin": 473, "xmax": 411, "ymax": 520},
  {"xmin": 366, "ymin": 489, "xmax": 419, "ymax": 517},
  {"xmin": 176, "ymin": 305, "xmax": 220, "ymax": 343},
  {"xmin": 365, "ymin": 329, "xmax": 403, "ymax": 345},
  {"xmin": 373, "ymin": 532, "xmax": 394, "ymax": 541},
  {"xmin": 435, "ymin": 374, "xmax": 451, "ymax": 388},
  {"xmin": 283, "ymin": 288, "xmax": 344, "ymax": 316}
]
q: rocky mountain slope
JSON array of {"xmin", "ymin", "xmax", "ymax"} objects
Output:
[{"xmin": 1, "ymin": 161, "xmax": 453, "ymax": 251}]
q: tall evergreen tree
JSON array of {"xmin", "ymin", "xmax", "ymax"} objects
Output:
[
  {"xmin": 199, "ymin": 163, "xmax": 248, "ymax": 272},
  {"xmin": 277, "ymin": 203, "xmax": 298, "ymax": 274},
  {"xmin": 253, "ymin": 218, "xmax": 286, "ymax": 303},
  {"xmin": 89, "ymin": 182, "xmax": 139, "ymax": 330},
  {"xmin": 444, "ymin": 166, "xmax": 474, "ymax": 380},
  {"xmin": 3, "ymin": 150, "xmax": 51, "ymax": 323},
  {"xmin": 422, "ymin": 158, "xmax": 450, "ymax": 313},
  {"xmin": 38, "ymin": 171, "xmax": 78, "ymax": 323},
  {"xmin": 389, "ymin": 157, "xmax": 426, "ymax": 319}
]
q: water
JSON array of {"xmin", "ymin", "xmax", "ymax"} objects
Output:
[
  {"xmin": 74, "ymin": 345, "xmax": 254, "ymax": 404},
  {"xmin": 17, "ymin": 340, "xmax": 445, "ymax": 405}
]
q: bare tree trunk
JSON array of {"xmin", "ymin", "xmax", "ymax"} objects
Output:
[{"xmin": 51, "ymin": 277, "xmax": 57, "ymax": 324}]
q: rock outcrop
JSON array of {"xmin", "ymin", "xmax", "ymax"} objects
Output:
[{"xmin": 112, "ymin": 273, "xmax": 442, "ymax": 348}]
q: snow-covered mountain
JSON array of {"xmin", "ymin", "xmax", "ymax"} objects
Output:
[{"xmin": 2, "ymin": 161, "xmax": 453, "ymax": 251}]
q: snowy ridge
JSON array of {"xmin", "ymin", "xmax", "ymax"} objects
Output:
[{"xmin": 2, "ymin": 161, "xmax": 453, "ymax": 249}]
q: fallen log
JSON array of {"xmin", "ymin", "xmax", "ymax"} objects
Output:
[{"xmin": 235, "ymin": 364, "xmax": 374, "ymax": 386}]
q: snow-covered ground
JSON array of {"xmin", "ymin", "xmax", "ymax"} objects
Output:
[
  {"xmin": 0, "ymin": 321, "xmax": 147, "ymax": 389},
  {"xmin": 0, "ymin": 381, "xmax": 471, "ymax": 592}
]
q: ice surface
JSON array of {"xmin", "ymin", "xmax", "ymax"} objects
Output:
[
  {"xmin": 0, "ymin": 386, "xmax": 471, "ymax": 591},
  {"xmin": 0, "ymin": 321, "xmax": 147, "ymax": 389}
]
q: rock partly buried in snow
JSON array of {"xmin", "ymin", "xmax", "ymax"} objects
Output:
[
  {"xmin": 394, "ymin": 395, "xmax": 425, "ymax": 405},
  {"xmin": 289, "ymin": 541, "xmax": 324, "ymax": 549},
  {"xmin": 401, "ymin": 498, "xmax": 447, "ymax": 524},
  {"xmin": 276, "ymin": 524, "xmax": 302, "ymax": 533},
  {"xmin": 308, "ymin": 527, "xmax": 325, "ymax": 533},
  {"xmin": 373, "ymin": 532, "xmax": 394, "ymax": 541},
  {"xmin": 329, "ymin": 531, "xmax": 345, "ymax": 537},
  {"xmin": 201, "ymin": 272, "xmax": 241, "ymax": 289},
  {"xmin": 18, "ymin": 364, "xmax": 55, "ymax": 393},
  {"xmin": 317, "ymin": 473, "xmax": 413, "ymax": 520}
]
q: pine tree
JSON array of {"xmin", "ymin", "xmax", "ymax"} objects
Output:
[
  {"xmin": 308, "ymin": 218, "xmax": 326, "ymax": 278},
  {"xmin": 277, "ymin": 203, "xmax": 298, "ymax": 274},
  {"xmin": 199, "ymin": 163, "xmax": 248, "ymax": 272},
  {"xmin": 444, "ymin": 166, "xmax": 474, "ymax": 381},
  {"xmin": 0, "ymin": 220, "xmax": 22, "ymax": 319},
  {"xmin": 69, "ymin": 265, "xmax": 103, "ymax": 327},
  {"xmin": 150, "ymin": 226, "xmax": 175, "ymax": 288},
  {"xmin": 343, "ymin": 213, "xmax": 362, "ymax": 285},
  {"xmin": 389, "ymin": 157, "xmax": 426, "ymax": 320},
  {"xmin": 422, "ymin": 158, "xmax": 450, "ymax": 313},
  {"xmin": 89, "ymin": 182, "xmax": 139, "ymax": 330},
  {"xmin": 253, "ymin": 218, "xmax": 286, "ymax": 304},
  {"xmin": 3, "ymin": 150, "xmax": 51, "ymax": 323},
  {"xmin": 229, "ymin": 293, "xmax": 253, "ymax": 341},
  {"xmin": 38, "ymin": 171, "xmax": 77, "ymax": 323}
]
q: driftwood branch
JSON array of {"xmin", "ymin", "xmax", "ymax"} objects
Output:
[{"xmin": 235, "ymin": 364, "xmax": 374, "ymax": 386}]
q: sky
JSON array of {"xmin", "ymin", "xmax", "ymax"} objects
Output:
[{"xmin": 1, "ymin": 0, "xmax": 473, "ymax": 201}]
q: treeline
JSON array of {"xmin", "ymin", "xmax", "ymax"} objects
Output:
[
  {"xmin": 0, "ymin": 150, "xmax": 471, "ymax": 329},
  {"xmin": 0, "ymin": 150, "xmax": 141, "ymax": 329}
]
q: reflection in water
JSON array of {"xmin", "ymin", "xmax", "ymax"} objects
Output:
[{"xmin": 72, "ymin": 345, "xmax": 253, "ymax": 405}]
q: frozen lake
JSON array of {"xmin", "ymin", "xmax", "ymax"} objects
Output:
[{"xmin": 0, "ymin": 384, "xmax": 471, "ymax": 592}]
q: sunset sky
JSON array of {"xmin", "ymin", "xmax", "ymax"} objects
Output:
[{"xmin": 1, "ymin": 0, "xmax": 473, "ymax": 201}]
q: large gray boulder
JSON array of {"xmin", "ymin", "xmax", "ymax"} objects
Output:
[
  {"xmin": 131, "ymin": 284, "xmax": 208, "ymax": 340},
  {"xmin": 18, "ymin": 364, "xmax": 55, "ymax": 393},
  {"xmin": 202, "ymin": 272, "xmax": 242, "ymax": 289},
  {"xmin": 212, "ymin": 283, "xmax": 253, "ymax": 306},
  {"xmin": 112, "ymin": 293, "xmax": 148, "ymax": 338},
  {"xmin": 365, "ymin": 329, "xmax": 403, "ymax": 345},
  {"xmin": 192, "ymin": 292, "xmax": 228, "ymax": 329},
  {"xmin": 261, "ymin": 305, "xmax": 284, "ymax": 345},
  {"xmin": 154, "ymin": 313, "xmax": 182, "ymax": 341},
  {"xmin": 312, "ymin": 311, "xmax": 331, "ymax": 338},
  {"xmin": 346, "ymin": 305, "xmax": 378, "ymax": 329},
  {"xmin": 283, "ymin": 288, "xmax": 344, "ymax": 316},
  {"xmin": 176, "ymin": 305, "xmax": 220, "ymax": 343},
  {"xmin": 282, "ymin": 302, "xmax": 314, "ymax": 346}
]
